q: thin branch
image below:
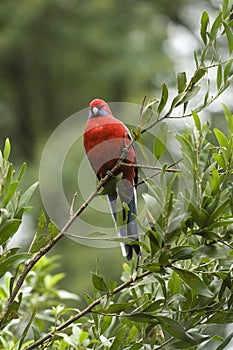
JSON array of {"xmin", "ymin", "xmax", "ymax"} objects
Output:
[
  {"xmin": 70, "ymin": 192, "xmax": 78, "ymax": 218},
  {"xmin": 22, "ymin": 270, "xmax": 152, "ymax": 350},
  {"xmin": 63, "ymin": 232, "xmax": 145, "ymax": 241},
  {"xmin": 122, "ymin": 162, "xmax": 181, "ymax": 173}
]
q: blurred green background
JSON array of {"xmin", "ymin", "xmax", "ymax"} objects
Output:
[{"xmin": 0, "ymin": 0, "xmax": 230, "ymax": 300}]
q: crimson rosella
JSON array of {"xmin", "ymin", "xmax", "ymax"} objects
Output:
[{"xmin": 84, "ymin": 99, "xmax": 141, "ymax": 260}]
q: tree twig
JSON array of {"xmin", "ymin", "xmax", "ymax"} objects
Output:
[
  {"xmin": 122, "ymin": 162, "xmax": 181, "ymax": 173},
  {"xmin": 22, "ymin": 270, "xmax": 152, "ymax": 350}
]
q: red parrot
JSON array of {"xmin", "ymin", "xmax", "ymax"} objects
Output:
[{"xmin": 84, "ymin": 98, "xmax": 141, "ymax": 260}]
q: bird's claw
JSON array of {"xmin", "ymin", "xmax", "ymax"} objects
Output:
[{"xmin": 107, "ymin": 170, "xmax": 115, "ymax": 177}]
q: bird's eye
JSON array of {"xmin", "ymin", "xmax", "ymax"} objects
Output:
[{"xmin": 92, "ymin": 106, "xmax": 99, "ymax": 114}]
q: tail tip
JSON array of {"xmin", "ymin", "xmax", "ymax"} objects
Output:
[{"xmin": 125, "ymin": 243, "xmax": 142, "ymax": 261}]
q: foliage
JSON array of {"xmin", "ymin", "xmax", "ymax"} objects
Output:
[{"xmin": 0, "ymin": 1, "xmax": 233, "ymax": 350}]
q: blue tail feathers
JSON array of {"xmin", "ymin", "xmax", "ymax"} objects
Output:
[{"xmin": 108, "ymin": 188, "xmax": 141, "ymax": 260}]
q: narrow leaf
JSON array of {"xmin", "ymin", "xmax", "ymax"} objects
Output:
[
  {"xmin": 190, "ymin": 68, "xmax": 206, "ymax": 86},
  {"xmin": 92, "ymin": 273, "xmax": 108, "ymax": 292},
  {"xmin": 18, "ymin": 307, "xmax": 38, "ymax": 349},
  {"xmin": 111, "ymin": 326, "xmax": 126, "ymax": 350},
  {"xmin": 18, "ymin": 182, "xmax": 39, "ymax": 208},
  {"xmin": 4, "ymin": 181, "xmax": 19, "ymax": 206},
  {"xmin": 222, "ymin": 0, "xmax": 229, "ymax": 18},
  {"xmin": 216, "ymin": 331, "xmax": 233, "ymax": 350},
  {"xmin": 192, "ymin": 110, "xmax": 201, "ymax": 131},
  {"xmin": 200, "ymin": 11, "xmax": 209, "ymax": 44},
  {"xmin": 153, "ymin": 122, "xmax": 168, "ymax": 160},
  {"xmin": 213, "ymin": 153, "xmax": 227, "ymax": 169},
  {"xmin": 100, "ymin": 315, "xmax": 112, "ymax": 334},
  {"xmin": 223, "ymin": 21, "xmax": 233, "ymax": 54},
  {"xmin": 222, "ymin": 103, "xmax": 233, "ymax": 133},
  {"xmin": 173, "ymin": 267, "xmax": 214, "ymax": 297},
  {"xmin": 217, "ymin": 64, "xmax": 223, "ymax": 89},
  {"xmin": 210, "ymin": 12, "xmax": 222, "ymax": 40},
  {"xmin": 157, "ymin": 83, "xmax": 168, "ymax": 114},
  {"xmin": 214, "ymin": 128, "xmax": 228, "ymax": 148},
  {"xmin": 207, "ymin": 311, "xmax": 233, "ymax": 324},
  {"xmin": 3, "ymin": 138, "xmax": 11, "ymax": 160},
  {"xmin": 0, "ymin": 253, "xmax": 30, "ymax": 278},
  {"xmin": 17, "ymin": 162, "xmax": 27, "ymax": 182},
  {"xmin": 177, "ymin": 72, "xmax": 187, "ymax": 93},
  {"xmin": 156, "ymin": 316, "xmax": 195, "ymax": 343},
  {"xmin": 0, "ymin": 219, "xmax": 22, "ymax": 246},
  {"xmin": 224, "ymin": 59, "xmax": 233, "ymax": 84},
  {"xmin": 126, "ymin": 313, "xmax": 155, "ymax": 323}
]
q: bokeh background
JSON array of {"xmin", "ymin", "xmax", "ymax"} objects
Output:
[{"xmin": 0, "ymin": 0, "xmax": 232, "ymax": 306}]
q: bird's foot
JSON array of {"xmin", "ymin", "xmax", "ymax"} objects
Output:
[
  {"xmin": 122, "ymin": 147, "xmax": 130, "ymax": 153},
  {"xmin": 107, "ymin": 170, "xmax": 115, "ymax": 177}
]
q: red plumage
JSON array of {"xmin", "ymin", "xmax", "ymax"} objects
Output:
[{"xmin": 84, "ymin": 99, "xmax": 141, "ymax": 260}]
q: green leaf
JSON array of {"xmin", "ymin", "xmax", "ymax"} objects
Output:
[
  {"xmin": 222, "ymin": 103, "xmax": 233, "ymax": 133},
  {"xmin": 2, "ymin": 163, "xmax": 14, "ymax": 203},
  {"xmin": 84, "ymin": 293, "xmax": 93, "ymax": 306},
  {"xmin": 222, "ymin": 0, "xmax": 229, "ymax": 18},
  {"xmin": 111, "ymin": 325, "xmax": 126, "ymax": 350},
  {"xmin": 224, "ymin": 59, "xmax": 233, "ymax": 84},
  {"xmin": 210, "ymin": 11, "xmax": 222, "ymax": 40},
  {"xmin": 104, "ymin": 301, "xmax": 136, "ymax": 314},
  {"xmin": 143, "ymin": 299, "xmax": 164, "ymax": 312},
  {"xmin": 223, "ymin": 21, "xmax": 233, "ymax": 54},
  {"xmin": 157, "ymin": 83, "xmax": 168, "ymax": 114},
  {"xmin": 214, "ymin": 128, "xmax": 228, "ymax": 148},
  {"xmin": 156, "ymin": 316, "xmax": 195, "ymax": 343},
  {"xmin": 192, "ymin": 110, "xmax": 201, "ymax": 131},
  {"xmin": 100, "ymin": 315, "xmax": 112, "ymax": 334},
  {"xmin": 99, "ymin": 173, "xmax": 122, "ymax": 195},
  {"xmin": 217, "ymin": 64, "xmax": 223, "ymax": 89},
  {"xmin": 4, "ymin": 181, "xmax": 19, "ymax": 206},
  {"xmin": 129, "ymin": 344, "xmax": 142, "ymax": 350},
  {"xmin": 182, "ymin": 85, "xmax": 201, "ymax": 104},
  {"xmin": 171, "ymin": 85, "xmax": 200, "ymax": 111},
  {"xmin": 177, "ymin": 72, "xmax": 187, "ymax": 93},
  {"xmin": 92, "ymin": 273, "xmax": 108, "ymax": 292},
  {"xmin": 0, "ymin": 219, "xmax": 22, "ymax": 246},
  {"xmin": 211, "ymin": 167, "xmax": 220, "ymax": 195},
  {"xmin": 18, "ymin": 307, "xmax": 38, "ymax": 350},
  {"xmin": 18, "ymin": 181, "xmax": 39, "ymax": 208},
  {"xmin": 207, "ymin": 311, "xmax": 233, "ymax": 324},
  {"xmin": 200, "ymin": 11, "xmax": 209, "ymax": 44},
  {"xmin": 213, "ymin": 153, "xmax": 227, "ymax": 169},
  {"xmin": 126, "ymin": 313, "xmax": 155, "ymax": 323},
  {"xmin": 171, "ymin": 246, "xmax": 194, "ymax": 261},
  {"xmin": 140, "ymin": 98, "xmax": 158, "ymax": 127},
  {"xmin": 0, "ymin": 253, "xmax": 30, "ymax": 278},
  {"xmin": 153, "ymin": 122, "xmax": 168, "ymax": 160},
  {"xmin": 48, "ymin": 220, "xmax": 59, "ymax": 238},
  {"xmin": 195, "ymin": 244, "xmax": 230, "ymax": 260},
  {"xmin": 190, "ymin": 68, "xmax": 206, "ymax": 86},
  {"xmin": 3, "ymin": 292, "xmax": 23, "ymax": 327},
  {"xmin": 29, "ymin": 209, "xmax": 50, "ymax": 253},
  {"xmin": 17, "ymin": 162, "xmax": 27, "ymax": 183},
  {"xmin": 3, "ymin": 138, "xmax": 11, "ymax": 160},
  {"xmin": 216, "ymin": 331, "xmax": 233, "ymax": 350},
  {"xmin": 173, "ymin": 268, "xmax": 214, "ymax": 298},
  {"xmin": 170, "ymin": 92, "xmax": 186, "ymax": 109}
]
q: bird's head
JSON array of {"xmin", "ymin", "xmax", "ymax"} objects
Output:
[{"xmin": 88, "ymin": 99, "xmax": 113, "ymax": 118}]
